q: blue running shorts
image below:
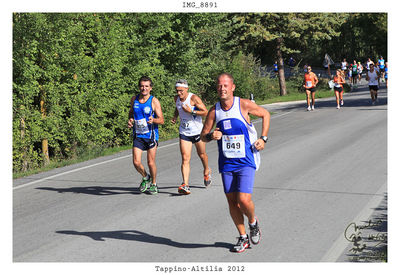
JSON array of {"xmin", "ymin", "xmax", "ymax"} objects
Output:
[
  {"xmin": 179, "ymin": 133, "xmax": 201, "ymax": 144},
  {"xmin": 221, "ymin": 166, "xmax": 256, "ymax": 194},
  {"xmin": 133, "ymin": 137, "xmax": 158, "ymax": 151}
]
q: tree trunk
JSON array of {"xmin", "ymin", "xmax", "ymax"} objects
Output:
[
  {"xmin": 40, "ymin": 90, "xmax": 50, "ymax": 165},
  {"xmin": 20, "ymin": 113, "xmax": 28, "ymax": 172},
  {"xmin": 276, "ymin": 37, "xmax": 287, "ymax": 96}
]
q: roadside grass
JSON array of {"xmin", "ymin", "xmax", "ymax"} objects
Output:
[{"xmin": 13, "ymin": 84, "xmax": 344, "ymax": 179}]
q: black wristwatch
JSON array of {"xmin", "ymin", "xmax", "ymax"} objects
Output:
[{"xmin": 260, "ymin": 136, "xmax": 268, "ymax": 143}]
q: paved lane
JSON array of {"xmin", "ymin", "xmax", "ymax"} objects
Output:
[{"xmin": 13, "ymin": 85, "xmax": 387, "ymax": 262}]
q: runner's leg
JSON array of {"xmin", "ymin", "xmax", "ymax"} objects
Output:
[
  {"xmin": 133, "ymin": 147, "xmax": 147, "ymax": 177},
  {"xmin": 147, "ymin": 145, "xmax": 158, "ymax": 184},
  {"xmin": 194, "ymin": 140, "xmax": 211, "ymax": 178},
  {"xmin": 179, "ymin": 138, "xmax": 192, "ymax": 185}
]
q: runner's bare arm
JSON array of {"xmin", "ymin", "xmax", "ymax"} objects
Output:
[
  {"xmin": 200, "ymin": 106, "xmax": 221, "ymax": 142},
  {"xmin": 149, "ymin": 97, "xmax": 165, "ymax": 125},
  {"xmin": 128, "ymin": 96, "xmax": 135, "ymax": 128},
  {"xmin": 242, "ymin": 98, "xmax": 270, "ymax": 151},
  {"xmin": 171, "ymin": 95, "xmax": 179, "ymax": 124},
  {"xmin": 191, "ymin": 94, "xmax": 208, "ymax": 117}
]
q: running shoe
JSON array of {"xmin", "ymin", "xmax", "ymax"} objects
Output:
[
  {"xmin": 337, "ymin": 105, "xmax": 340, "ymax": 109},
  {"xmin": 148, "ymin": 183, "xmax": 158, "ymax": 195},
  {"xmin": 311, "ymin": 105, "xmax": 315, "ymax": 111},
  {"xmin": 249, "ymin": 218, "xmax": 261, "ymax": 245},
  {"xmin": 307, "ymin": 106, "xmax": 311, "ymax": 111},
  {"xmin": 204, "ymin": 172, "xmax": 211, "ymax": 187},
  {"xmin": 232, "ymin": 235, "xmax": 250, "ymax": 253},
  {"xmin": 178, "ymin": 183, "xmax": 191, "ymax": 195},
  {"xmin": 340, "ymin": 100, "xmax": 344, "ymax": 106},
  {"xmin": 139, "ymin": 176, "xmax": 151, "ymax": 193}
]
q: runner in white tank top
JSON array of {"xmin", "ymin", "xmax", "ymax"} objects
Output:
[
  {"xmin": 171, "ymin": 79, "xmax": 211, "ymax": 194},
  {"xmin": 176, "ymin": 92, "xmax": 204, "ymax": 136},
  {"xmin": 366, "ymin": 64, "xmax": 380, "ymax": 105}
]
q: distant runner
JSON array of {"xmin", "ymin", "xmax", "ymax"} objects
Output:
[
  {"xmin": 378, "ymin": 56, "xmax": 385, "ymax": 78},
  {"xmin": 303, "ymin": 66, "xmax": 319, "ymax": 111},
  {"xmin": 384, "ymin": 62, "xmax": 388, "ymax": 87},
  {"xmin": 333, "ymin": 70, "xmax": 346, "ymax": 109},
  {"xmin": 357, "ymin": 62, "xmax": 363, "ymax": 83},
  {"xmin": 351, "ymin": 60, "xmax": 358, "ymax": 87},
  {"xmin": 366, "ymin": 64, "xmax": 380, "ymax": 105}
]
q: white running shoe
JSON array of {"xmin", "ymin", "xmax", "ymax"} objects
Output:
[
  {"xmin": 340, "ymin": 100, "xmax": 344, "ymax": 106},
  {"xmin": 337, "ymin": 105, "xmax": 340, "ymax": 109},
  {"xmin": 311, "ymin": 105, "xmax": 315, "ymax": 111},
  {"xmin": 307, "ymin": 106, "xmax": 311, "ymax": 111}
]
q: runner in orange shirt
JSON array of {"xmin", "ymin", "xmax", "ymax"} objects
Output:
[
  {"xmin": 333, "ymin": 70, "xmax": 346, "ymax": 109},
  {"xmin": 303, "ymin": 66, "xmax": 319, "ymax": 111}
]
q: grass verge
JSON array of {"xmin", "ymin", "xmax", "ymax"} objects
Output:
[{"xmin": 13, "ymin": 85, "xmax": 342, "ymax": 179}]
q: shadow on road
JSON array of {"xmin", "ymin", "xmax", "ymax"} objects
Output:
[
  {"xmin": 36, "ymin": 184, "xmax": 206, "ymax": 196},
  {"xmin": 56, "ymin": 229, "xmax": 232, "ymax": 250}
]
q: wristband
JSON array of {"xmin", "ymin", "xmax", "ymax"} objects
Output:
[
  {"xmin": 205, "ymin": 133, "xmax": 213, "ymax": 141},
  {"xmin": 260, "ymin": 136, "xmax": 268, "ymax": 143}
]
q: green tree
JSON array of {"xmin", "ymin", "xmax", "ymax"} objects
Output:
[{"xmin": 231, "ymin": 13, "xmax": 347, "ymax": 95}]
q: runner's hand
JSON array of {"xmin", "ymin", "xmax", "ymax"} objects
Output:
[
  {"xmin": 253, "ymin": 139, "xmax": 265, "ymax": 151},
  {"xmin": 213, "ymin": 128, "xmax": 222, "ymax": 140},
  {"xmin": 128, "ymin": 118, "xmax": 134, "ymax": 128}
]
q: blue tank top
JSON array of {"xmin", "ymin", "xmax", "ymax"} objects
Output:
[
  {"xmin": 378, "ymin": 59, "xmax": 385, "ymax": 69},
  {"xmin": 132, "ymin": 95, "xmax": 159, "ymax": 140},
  {"xmin": 215, "ymin": 97, "xmax": 260, "ymax": 173}
]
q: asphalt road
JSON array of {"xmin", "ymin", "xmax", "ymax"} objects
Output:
[{"xmin": 13, "ymin": 83, "xmax": 387, "ymax": 263}]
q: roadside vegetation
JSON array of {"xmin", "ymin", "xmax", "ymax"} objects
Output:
[{"xmin": 13, "ymin": 13, "xmax": 385, "ymax": 178}]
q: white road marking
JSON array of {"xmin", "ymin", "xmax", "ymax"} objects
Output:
[
  {"xmin": 320, "ymin": 182, "xmax": 387, "ymax": 262},
  {"xmin": 13, "ymin": 110, "xmax": 292, "ymax": 190}
]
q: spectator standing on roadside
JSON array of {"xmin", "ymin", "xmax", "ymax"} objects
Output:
[{"xmin": 273, "ymin": 61, "xmax": 278, "ymax": 76}]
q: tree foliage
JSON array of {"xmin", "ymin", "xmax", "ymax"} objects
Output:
[{"xmin": 12, "ymin": 13, "xmax": 387, "ymax": 173}]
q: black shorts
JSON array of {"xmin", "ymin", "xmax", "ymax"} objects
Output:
[
  {"xmin": 334, "ymin": 86, "xmax": 343, "ymax": 93},
  {"xmin": 179, "ymin": 133, "xmax": 201, "ymax": 144},
  {"xmin": 306, "ymin": 87, "xmax": 316, "ymax": 93},
  {"xmin": 133, "ymin": 137, "xmax": 158, "ymax": 150},
  {"xmin": 369, "ymin": 85, "xmax": 379, "ymax": 91}
]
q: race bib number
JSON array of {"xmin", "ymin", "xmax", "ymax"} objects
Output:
[
  {"xmin": 135, "ymin": 118, "xmax": 149, "ymax": 134},
  {"xmin": 181, "ymin": 119, "xmax": 191, "ymax": 129},
  {"xmin": 306, "ymin": 81, "xmax": 312, "ymax": 88},
  {"xmin": 334, "ymin": 83, "xmax": 341, "ymax": 88},
  {"xmin": 222, "ymin": 135, "xmax": 245, "ymax": 158}
]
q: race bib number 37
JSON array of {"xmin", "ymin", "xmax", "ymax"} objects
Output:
[{"xmin": 222, "ymin": 134, "xmax": 245, "ymax": 158}]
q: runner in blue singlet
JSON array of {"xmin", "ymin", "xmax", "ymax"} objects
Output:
[
  {"xmin": 128, "ymin": 76, "xmax": 164, "ymax": 195},
  {"xmin": 201, "ymin": 73, "xmax": 271, "ymax": 253}
]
